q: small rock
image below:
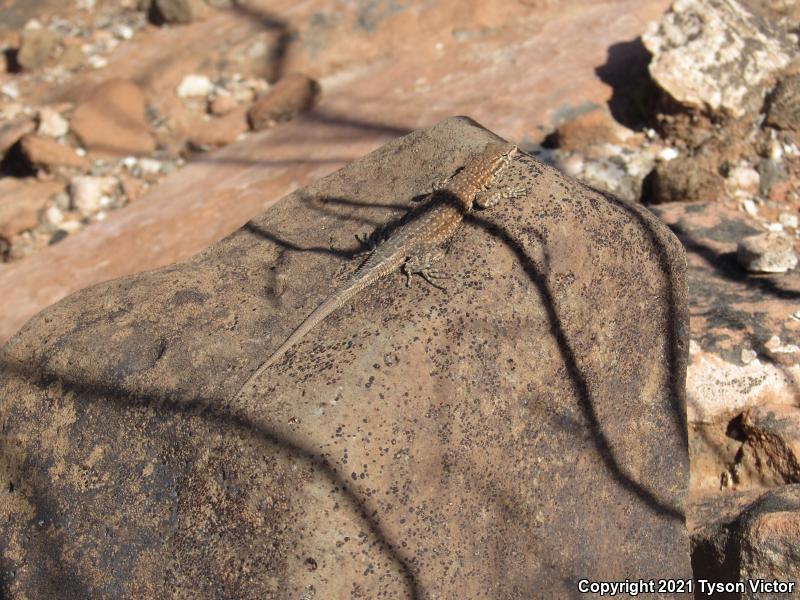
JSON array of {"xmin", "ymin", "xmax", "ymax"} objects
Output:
[
  {"xmin": 177, "ymin": 74, "xmax": 213, "ymax": 98},
  {"xmin": 0, "ymin": 116, "xmax": 35, "ymax": 158},
  {"xmin": 209, "ymin": 93, "xmax": 237, "ymax": 116},
  {"xmin": 646, "ymin": 156, "xmax": 725, "ymax": 203},
  {"xmin": 758, "ymin": 158, "xmax": 789, "ymax": 197},
  {"xmin": 87, "ymin": 54, "xmax": 108, "ymax": 70},
  {"xmin": 1, "ymin": 82, "xmax": 19, "ymax": 100},
  {"xmin": 247, "ymin": 73, "xmax": 320, "ymax": 130},
  {"xmin": 740, "ymin": 347, "xmax": 758, "ymax": 364},
  {"xmin": 551, "ymin": 108, "xmax": 628, "ymax": 152},
  {"xmin": 741, "ymin": 404, "xmax": 800, "ymax": 485},
  {"xmin": 43, "ymin": 205, "xmax": 64, "ymax": 228},
  {"xmin": 726, "ymin": 166, "xmax": 760, "ymax": 198},
  {"xmin": 36, "ymin": 107, "xmax": 69, "ymax": 138},
  {"xmin": 188, "ymin": 106, "xmax": 248, "ymax": 148},
  {"xmin": 765, "ymin": 74, "xmax": 800, "ymax": 133},
  {"xmin": 779, "ymin": 213, "xmax": 798, "ymax": 229},
  {"xmin": 119, "ymin": 173, "xmax": 148, "ymax": 203},
  {"xmin": 17, "ymin": 24, "xmax": 60, "ymax": 71},
  {"xmin": 19, "ymin": 134, "xmax": 89, "ymax": 170},
  {"xmin": 658, "ymin": 147, "xmax": 679, "ymax": 161},
  {"xmin": 0, "ymin": 178, "xmax": 64, "ymax": 241},
  {"xmin": 113, "ymin": 24, "xmax": 135, "ymax": 40},
  {"xmin": 742, "ymin": 199, "xmax": 758, "ymax": 216},
  {"xmin": 736, "ymin": 232, "xmax": 798, "ymax": 273},
  {"xmin": 71, "ymin": 79, "xmax": 155, "ymax": 158},
  {"xmin": 642, "ymin": 0, "xmax": 796, "ymax": 117},
  {"xmin": 153, "ymin": 0, "xmax": 208, "ymax": 24},
  {"xmin": 69, "ymin": 176, "xmax": 118, "ymax": 216},
  {"xmin": 137, "ymin": 158, "xmax": 162, "ymax": 175},
  {"xmin": 60, "ymin": 42, "xmax": 84, "ymax": 71}
]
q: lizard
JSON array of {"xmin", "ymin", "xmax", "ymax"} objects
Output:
[{"xmin": 232, "ymin": 141, "xmax": 521, "ymax": 403}]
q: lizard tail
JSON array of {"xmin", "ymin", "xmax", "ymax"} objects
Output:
[{"xmin": 232, "ymin": 253, "xmax": 402, "ymax": 403}]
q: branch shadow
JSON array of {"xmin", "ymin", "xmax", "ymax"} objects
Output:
[{"xmin": 0, "ymin": 353, "xmax": 422, "ymax": 599}]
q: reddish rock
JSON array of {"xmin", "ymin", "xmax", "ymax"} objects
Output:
[
  {"xmin": 153, "ymin": 0, "xmax": 208, "ymax": 24},
  {"xmin": 739, "ymin": 404, "xmax": 800, "ymax": 486},
  {"xmin": 0, "ymin": 116, "xmax": 35, "ymax": 158},
  {"xmin": 209, "ymin": 93, "xmax": 237, "ymax": 116},
  {"xmin": 187, "ymin": 106, "xmax": 248, "ymax": 148},
  {"xmin": 19, "ymin": 134, "xmax": 89, "ymax": 170},
  {"xmin": 119, "ymin": 173, "xmax": 148, "ymax": 203},
  {"xmin": 552, "ymin": 107, "xmax": 630, "ymax": 151},
  {"xmin": 70, "ymin": 79, "xmax": 156, "ymax": 158},
  {"xmin": 0, "ymin": 178, "xmax": 64, "ymax": 241},
  {"xmin": 247, "ymin": 74, "xmax": 320, "ymax": 130},
  {"xmin": 646, "ymin": 156, "xmax": 726, "ymax": 203}
]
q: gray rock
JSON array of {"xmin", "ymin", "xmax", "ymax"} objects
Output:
[
  {"xmin": 0, "ymin": 117, "xmax": 690, "ymax": 597},
  {"xmin": 737, "ymin": 232, "xmax": 798, "ymax": 273},
  {"xmin": 758, "ymin": 157, "xmax": 789, "ymax": 196},
  {"xmin": 642, "ymin": 0, "xmax": 796, "ymax": 118}
]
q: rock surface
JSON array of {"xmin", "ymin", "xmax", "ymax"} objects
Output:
[
  {"xmin": 0, "ymin": 117, "xmax": 690, "ymax": 597},
  {"xmin": 70, "ymin": 79, "xmax": 155, "ymax": 158},
  {"xmin": 691, "ymin": 485, "xmax": 800, "ymax": 594},
  {"xmin": 738, "ymin": 404, "xmax": 800, "ymax": 486},
  {"xmin": 642, "ymin": 0, "xmax": 796, "ymax": 117}
]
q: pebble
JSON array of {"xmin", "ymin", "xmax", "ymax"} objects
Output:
[
  {"xmin": 1, "ymin": 83, "xmax": 20, "ymax": 99},
  {"xmin": 69, "ymin": 176, "xmax": 118, "ymax": 216},
  {"xmin": 177, "ymin": 74, "xmax": 214, "ymax": 98},
  {"xmin": 43, "ymin": 205, "xmax": 64, "ymax": 227},
  {"xmin": 740, "ymin": 347, "xmax": 758, "ymax": 365},
  {"xmin": 138, "ymin": 158, "xmax": 162, "ymax": 175},
  {"xmin": 736, "ymin": 232, "xmax": 798, "ymax": 274},
  {"xmin": 88, "ymin": 55, "xmax": 108, "ymax": 69},
  {"xmin": 37, "ymin": 107, "xmax": 69, "ymax": 138},
  {"xmin": 742, "ymin": 199, "xmax": 758, "ymax": 216},
  {"xmin": 658, "ymin": 147, "xmax": 679, "ymax": 161},
  {"xmin": 726, "ymin": 166, "xmax": 760, "ymax": 197},
  {"xmin": 779, "ymin": 213, "xmax": 798, "ymax": 229}
]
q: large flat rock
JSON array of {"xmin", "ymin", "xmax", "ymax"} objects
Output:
[{"xmin": 0, "ymin": 117, "xmax": 690, "ymax": 596}]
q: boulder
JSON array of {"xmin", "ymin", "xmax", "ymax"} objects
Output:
[
  {"xmin": 642, "ymin": 0, "xmax": 796, "ymax": 118},
  {"xmin": 691, "ymin": 485, "xmax": 800, "ymax": 596},
  {"xmin": 0, "ymin": 118, "xmax": 690, "ymax": 596}
]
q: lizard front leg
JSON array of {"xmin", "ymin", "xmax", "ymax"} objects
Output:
[{"xmin": 474, "ymin": 186, "xmax": 527, "ymax": 209}]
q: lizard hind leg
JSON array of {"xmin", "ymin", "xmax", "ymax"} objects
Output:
[{"xmin": 402, "ymin": 246, "xmax": 449, "ymax": 290}]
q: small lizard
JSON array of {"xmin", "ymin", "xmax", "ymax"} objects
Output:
[{"xmin": 232, "ymin": 141, "xmax": 521, "ymax": 402}]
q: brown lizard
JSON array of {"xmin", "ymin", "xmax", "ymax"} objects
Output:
[{"xmin": 233, "ymin": 141, "xmax": 521, "ymax": 402}]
